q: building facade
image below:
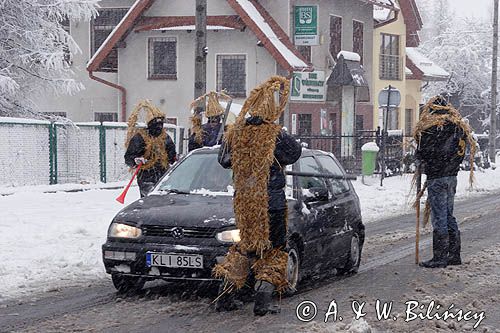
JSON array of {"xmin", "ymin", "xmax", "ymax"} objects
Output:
[{"xmin": 37, "ymin": 0, "xmax": 404, "ymax": 136}]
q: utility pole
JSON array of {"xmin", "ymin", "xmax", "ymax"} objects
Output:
[
  {"xmin": 490, "ymin": 0, "xmax": 498, "ymax": 163},
  {"xmin": 194, "ymin": 0, "xmax": 207, "ymax": 115}
]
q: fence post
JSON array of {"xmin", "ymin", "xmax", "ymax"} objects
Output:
[
  {"xmin": 99, "ymin": 124, "xmax": 107, "ymax": 183},
  {"xmin": 48, "ymin": 123, "xmax": 58, "ymax": 184}
]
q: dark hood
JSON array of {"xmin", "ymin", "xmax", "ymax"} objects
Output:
[{"xmin": 114, "ymin": 193, "xmax": 235, "ymax": 229}]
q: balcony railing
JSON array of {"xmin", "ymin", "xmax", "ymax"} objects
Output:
[{"xmin": 379, "ymin": 54, "xmax": 402, "ymax": 80}]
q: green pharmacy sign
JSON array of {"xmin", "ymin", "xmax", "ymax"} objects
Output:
[{"xmin": 294, "ymin": 5, "xmax": 319, "ymax": 45}]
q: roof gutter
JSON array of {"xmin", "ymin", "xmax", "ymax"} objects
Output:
[{"xmin": 88, "ymin": 71, "xmax": 127, "ymax": 122}]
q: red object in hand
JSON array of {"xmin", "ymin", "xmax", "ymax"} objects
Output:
[{"xmin": 116, "ymin": 162, "xmax": 143, "ymax": 204}]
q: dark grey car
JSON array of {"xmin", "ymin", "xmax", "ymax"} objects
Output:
[{"xmin": 102, "ymin": 148, "xmax": 364, "ymax": 294}]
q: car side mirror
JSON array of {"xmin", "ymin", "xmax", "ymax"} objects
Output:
[{"xmin": 303, "ymin": 187, "xmax": 329, "ymax": 203}]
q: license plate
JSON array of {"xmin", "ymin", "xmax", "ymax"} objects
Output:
[{"xmin": 146, "ymin": 252, "xmax": 203, "ymax": 268}]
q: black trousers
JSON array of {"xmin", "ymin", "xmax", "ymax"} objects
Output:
[{"xmin": 268, "ymin": 209, "xmax": 287, "ymax": 249}]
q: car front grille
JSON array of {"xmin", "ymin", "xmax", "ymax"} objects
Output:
[{"xmin": 142, "ymin": 226, "xmax": 217, "ymax": 238}]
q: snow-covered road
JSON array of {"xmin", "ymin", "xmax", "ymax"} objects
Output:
[{"xmin": 1, "ymin": 168, "xmax": 499, "ymax": 301}]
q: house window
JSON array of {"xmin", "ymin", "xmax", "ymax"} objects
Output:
[
  {"xmin": 356, "ymin": 114, "xmax": 364, "ymax": 132},
  {"xmin": 297, "ymin": 45, "xmax": 311, "ymax": 62},
  {"xmin": 217, "ymin": 55, "xmax": 246, "ymax": 98},
  {"xmin": 329, "ymin": 16, "xmax": 342, "ymax": 59},
  {"xmin": 298, "ymin": 114, "xmax": 312, "ymax": 135},
  {"xmin": 405, "ymin": 109, "xmax": 413, "ymax": 135},
  {"xmin": 95, "ymin": 112, "xmax": 118, "ymax": 122},
  {"xmin": 329, "ymin": 113, "xmax": 337, "ymax": 134},
  {"xmin": 148, "ymin": 37, "xmax": 177, "ymax": 80},
  {"xmin": 380, "ymin": 33, "xmax": 401, "ymax": 80},
  {"xmin": 90, "ymin": 8, "xmax": 128, "ymax": 72},
  {"xmin": 353, "ymin": 20, "xmax": 364, "ymax": 64}
]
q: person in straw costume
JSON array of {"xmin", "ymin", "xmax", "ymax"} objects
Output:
[
  {"xmin": 124, "ymin": 100, "xmax": 177, "ymax": 197},
  {"xmin": 188, "ymin": 91, "xmax": 230, "ymax": 151},
  {"xmin": 214, "ymin": 76, "xmax": 302, "ymax": 315},
  {"xmin": 414, "ymin": 96, "xmax": 475, "ymax": 268}
]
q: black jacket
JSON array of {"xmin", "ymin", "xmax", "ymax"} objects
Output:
[
  {"xmin": 124, "ymin": 133, "xmax": 177, "ymax": 184},
  {"xmin": 416, "ymin": 121, "xmax": 466, "ymax": 180},
  {"xmin": 188, "ymin": 123, "xmax": 223, "ymax": 151},
  {"xmin": 218, "ymin": 117, "xmax": 302, "ymax": 211}
]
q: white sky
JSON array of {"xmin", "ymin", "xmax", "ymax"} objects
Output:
[{"xmin": 448, "ymin": 0, "xmax": 492, "ymax": 20}]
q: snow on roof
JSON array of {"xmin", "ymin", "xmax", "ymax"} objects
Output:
[
  {"xmin": 154, "ymin": 25, "xmax": 235, "ymax": 31},
  {"xmin": 338, "ymin": 50, "xmax": 361, "ymax": 62},
  {"xmin": 87, "ymin": 0, "xmax": 143, "ymax": 69},
  {"xmin": 234, "ymin": 0, "xmax": 309, "ymax": 69},
  {"xmin": 406, "ymin": 47, "xmax": 449, "ymax": 80},
  {"xmin": 373, "ymin": 0, "xmax": 400, "ymax": 23},
  {"xmin": 405, "ymin": 67, "xmax": 413, "ymax": 75}
]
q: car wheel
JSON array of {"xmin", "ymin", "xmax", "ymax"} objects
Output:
[
  {"xmin": 338, "ymin": 233, "xmax": 361, "ymax": 275},
  {"xmin": 111, "ymin": 274, "xmax": 145, "ymax": 294},
  {"xmin": 285, "ymin": 241, "xmax": 300, "ymax": 296}
]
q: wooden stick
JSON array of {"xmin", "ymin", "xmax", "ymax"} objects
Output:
[{"xmin": 415, "ymin": 163, "xmax": 422, "ymax": 264}]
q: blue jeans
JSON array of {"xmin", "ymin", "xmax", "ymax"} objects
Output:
[{"xmin": 427, "ymin": 176, "xmax": 459, "ymax": 236}]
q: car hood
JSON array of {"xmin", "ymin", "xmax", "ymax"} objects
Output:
[{"xmin": 114, "ymin": 193, "xmax": 236, "ymax": 229}]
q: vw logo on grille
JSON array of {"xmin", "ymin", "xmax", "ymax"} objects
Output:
[{"xmin": 171, "ymin": 227, "xmax": 184, "ymax": 239}]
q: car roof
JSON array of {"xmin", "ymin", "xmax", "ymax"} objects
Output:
[{"xmin": 191, "ymin": 146, "xmax": 330, "ymax": 158}]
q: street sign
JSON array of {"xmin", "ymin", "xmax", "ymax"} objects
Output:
[
  {"xmin": 294, "ymin": 5, "xmax": 319, "ymax": 46},
  {"xmin": 378, "ymin": 86, "xmax": 401, "ymax": 108},
  {"xmin": 291, "ymin": 71, "xmax": 326, "ymax": 101}
]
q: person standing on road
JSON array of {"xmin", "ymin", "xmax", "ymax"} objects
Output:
[
  {"xmin": 124, "ymin": 100, "xmax": 177, "ymax": 197},
  {"xmin": 188, "ymin": 91, "xmax": 230, "ymax": 151},
  {"xmin": 414, "ymin": 96, "xmax": 475, "ymax": 268},
  {"xmin": 215, "ymin": 76, "xmax": 302, "ymax": 316}
]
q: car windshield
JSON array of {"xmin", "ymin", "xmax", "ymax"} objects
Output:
[{"xmin": 156, "ymin": 152, "xmax": 233, "ymax": 195}]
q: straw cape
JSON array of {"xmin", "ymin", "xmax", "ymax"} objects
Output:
[
  {"xmin": 125, "ymin": 100, "xmax": 170, "ymax": 172},
  {"xmin": 413, "ymin": 96, "xmax": 476, "ymax": 226},
  {"xmin": 213, "ymin": 76, "xmax": 291, "ymax": 293},
  {"xmin": 190, "ymin": 91, "xmax": 231, "ymax": 145}
]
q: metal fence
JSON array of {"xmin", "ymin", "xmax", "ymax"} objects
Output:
[
  {"xmin": 294, "ymin": 129, "xmax": 414, "ymax": 175},
  {"xmin": 0, "ymin": 117, "xmax": 184, "ymax": 187}
]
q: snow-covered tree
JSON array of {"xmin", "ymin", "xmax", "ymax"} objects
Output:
[
  {"xmin": 418, "ymin": 5, "xmax": 493, "ymax": 132},
  {"xmin": 0, "ymin": 0, "xmax": 98, "ymax": 117}
]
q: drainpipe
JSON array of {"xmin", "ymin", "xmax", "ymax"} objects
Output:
[{"xmin": 88, "ymin": 71, "xmax": 127, "ymax": 122}]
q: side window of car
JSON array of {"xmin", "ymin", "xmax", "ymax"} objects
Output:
[
  {"xmin": 316, "ymin": 155, "xmax": 350, "ymax": 195},
  {"xmin": 298, "ymin": 156, "xmax": 328, "ymax": 191}
]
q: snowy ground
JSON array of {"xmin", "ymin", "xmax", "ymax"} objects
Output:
[
  {"xmin": 1, "ymin": 168, "xmax": 500, "ymax": 301},
  {"xmin": 353, "ymin": 167, "xmax": 500, "ymax": 223}
]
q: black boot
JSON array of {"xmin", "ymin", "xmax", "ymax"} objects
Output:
[
  {"xmin": 215, "ymin": 282, "xmax": 242, "ymax": 312},
  {"xmin": 419, "ymin": 231, "xmax": 449, "ymax": 268},
  {"xmin": 253, "ymin": 280, "xmax": 278, "ymax": 316},
  {"xmin": 447, "ymin": 230, "xmax": 462, "ymax": 265}
]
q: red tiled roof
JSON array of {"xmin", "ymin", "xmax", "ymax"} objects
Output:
[
  {"xmin": 399, "ymin": 0, "xmax": 423, "ymax": 47},
  {"xmin": 87, "ymin": 0, "xmax": 311, "ymax": 73},
  {"xmin": 87, "ymin": 0, "xmax": 154, "ymax": 72},
  {"xmin": 134, "ymin": 15, "xmax": 245, "ymax": 32},
  {"xmin": 405, "ymin": 55, "xmax": 424, "ymax": 80},
  {"xmin": 226, "ymin": 0, "xmax": 312, "ymax": 71}
]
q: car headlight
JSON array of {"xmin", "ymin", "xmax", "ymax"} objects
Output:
[
  {"xmin": 216, "ymin": 229, "xmax": 241, "ymax": 243},
  {"xmin": 108, "ymin": 223, "xmax": 142, "ymax": 239}
]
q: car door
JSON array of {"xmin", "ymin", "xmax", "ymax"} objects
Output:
[
  {"xmin": 295, "ymin": 155, "xmax": 334, "ymax": 273},
  {"xmin": 315, "ymin": 154, "xmax": 356, "ymax": 264}
]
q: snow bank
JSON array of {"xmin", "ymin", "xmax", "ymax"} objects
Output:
[{"xmin": 0, "ymin": 186, "xmax": 140, "ymax": 301}]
